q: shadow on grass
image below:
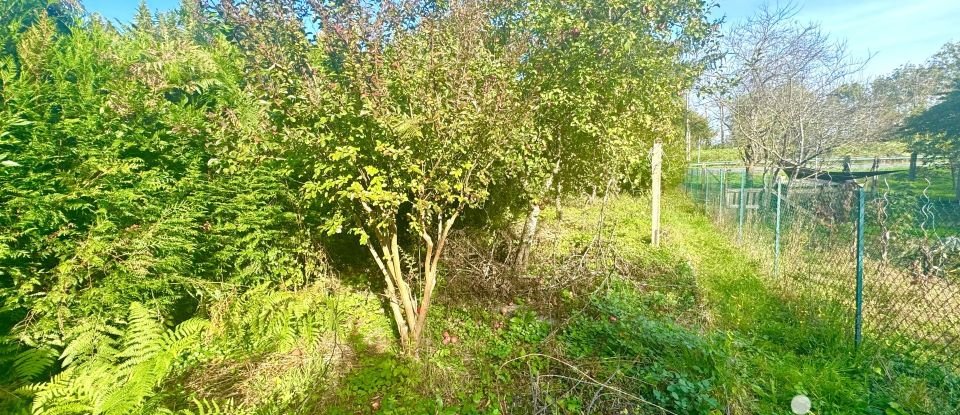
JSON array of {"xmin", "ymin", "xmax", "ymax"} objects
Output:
[{"xmin": 668, "ymin": 193, "xmax": 960, "ymax": 414}]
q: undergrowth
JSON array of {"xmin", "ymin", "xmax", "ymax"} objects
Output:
[{"xmin": 5, "ymin": 192, "xmax": 958, "ymax": 414}]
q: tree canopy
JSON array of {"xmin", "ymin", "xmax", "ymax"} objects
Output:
[
  {"xmin": 0, "ymin": 0, "xmax": 717, "ymax": 386},
  {"xmin": 901, "ymin": 82, "xmax": 960, "ymax": 201},
  {"xmin": 902, "ymin": 83, "xmax": 960, "ymax": 139}
]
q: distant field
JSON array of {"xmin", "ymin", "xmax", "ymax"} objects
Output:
[
  {"xmin": 687, "ymin": 165, "xmax": 957, "ymax": 209},
  {"xmin": 880, "ymin": 167, "xmax": 956, "ymax": 200},
  {"xmin": 697, "ymin": 141, "xmax": 910, "ymax": 163},
  {"xmin": 690, "ymin": 150, "xmax": 955, "ymax": 202},
  {"xmin": 832, "ymin": 141, "xmax": 910, "ymax": 157},
  {"xmin": 695, "ymin": 146, "xmax": 741, "ymax": 162}
]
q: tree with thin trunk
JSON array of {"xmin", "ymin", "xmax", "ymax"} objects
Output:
[
  {"xmin": 507, "ymin": 0, "xmax": 717, "ymax": 271},
  {"xmin": 709, "ymin": 2, "xmax": 869, "ymax": 186},
  {"xmin": 301, "ymin": 0, "xmax": 527, "ymax": 352}
]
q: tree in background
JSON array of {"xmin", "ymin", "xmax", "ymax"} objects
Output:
[
  {"xmin": 509, "ymin": 0, "xmax": 716, "ymax": 269},
  {"xmin": 901, "ymin": 82, "xmax": 960, "ymax": 202},
  {"xmin": 876, "ymin": 42, "xmax": 960, "ymax": 179},
  {"xmin": 685, "ymin": 109, "xmax": 714, "ymax": 162},
  {"xmin": 709, "ymin": 3, "xmax": 867, "ymax": 185},
  {"xmin": 299, "ymin": 0, "xmax": 526, "ymax": 351}
]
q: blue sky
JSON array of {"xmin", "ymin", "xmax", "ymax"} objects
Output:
[
  {"xmin": 81, "ymin": 0, "xmax": 180, "ymax": 23},
  {"xmin": 717, "ymin": 0, "xmax": 960, "ymax": 78},
  {"xmin": 82, "ymin": 0, "xmax": 178, "ymax": 22},
  {"xmin": 86, "ymin": 0, "xmax": 959, "ymax": 78}
]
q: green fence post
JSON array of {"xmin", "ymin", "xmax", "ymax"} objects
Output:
[
  {"xmin": 701, "ymin": 165, "xmax": 707, "ymax": 203},
  {"xmin": 855, "ymin": 185, "xmax": 865, "ymax": 347},
  {"xmin": 774, "ymin": 179, "xmax": 782, "ymax": 275},
  {"xmin": 738, "ymin": 167, "xmax": 747, "ymax": 242},
  {"xmin": 690, "ymin": 167, "xmax": 696, "ymax": 198},
  {"xmin": 698, "ymin": 165, "xmax": 704, "ymax": 203},
  {"xmin": 703, "ymin": 170, "xmax": 712, "ymax": 207},
  {"xmin": 719, "ymin": 169, "xmax": 726, "ymax": 223},
  {"xmin": 695, "ymin": 167, "xmax": 700, "ymax": 198}
]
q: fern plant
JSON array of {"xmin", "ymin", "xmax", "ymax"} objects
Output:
[
  {"xmin": 207, "ymin": 283, "xmax": 331, "ymax": 358},
  {"xmin": 25, "ymin": 303, "xmax": 209, "ymax": 415},
  {"xmin": 0, "ymin": 337, "xmax": 56, "ymax": 413}
]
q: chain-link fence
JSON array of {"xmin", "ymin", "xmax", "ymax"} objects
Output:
[{"xmin": 684, "ymin": 162, "xmax": 960, "ymax": 368}]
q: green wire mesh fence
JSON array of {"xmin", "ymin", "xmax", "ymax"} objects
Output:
[{"xmin": 684, "ymin": 163, "xmax": 960, "ymax": 368}]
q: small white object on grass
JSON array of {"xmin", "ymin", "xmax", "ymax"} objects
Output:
[{"xmin": 791, "ymin": 395, "xmax": 812, "ymax": 414}]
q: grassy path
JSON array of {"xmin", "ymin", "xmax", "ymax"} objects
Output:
[
  {"xmin": 653, "ymin": 193, "xmax": 958, "ymax": 414},
  {"xmin": 661, "ymin": 194, "xmax": 850, "ymax": 352}
]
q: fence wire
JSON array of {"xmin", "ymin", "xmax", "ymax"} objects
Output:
[{"xmin": 684, "ymin": 164, "xmax": 960, "ymax": 369}]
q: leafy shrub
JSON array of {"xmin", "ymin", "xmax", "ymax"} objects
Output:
[{"xmin": 0, "ymin": 0, "xmax": 719, "ymax": 412}]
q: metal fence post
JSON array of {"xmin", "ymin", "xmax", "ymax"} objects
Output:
[
  {"xmin": 692, "ymin": 166, "xmax": 697, "ymax": 198},
  {"xmin": 690, "ymin": 167, "xmax": 695, "ymax": 197},
  {"xmin": 719, "ymin": 169, "xmax": 726, "ymax": 223},
  {"xmin": 701, "ymin": 165, "xmax": 707, "ymax": 203},
  {"xmin": 703, "ymin": 169, "xmax": 713, "ymax": 208},
  {"xmin": 738, "ymin": 168, "xmax": 747, "ymax": 242},
  {"xmin": 855, "ymin": 185, "xmax": 865, "ymax": 347},
  {"xmin": 774, "ymin": 179, "xmax": 782, "ymax": 275}
]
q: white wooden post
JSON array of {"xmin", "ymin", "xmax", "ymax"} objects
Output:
[{"xmin": 651, "ymin": 141, "xmax": 663, "ymax": 247}]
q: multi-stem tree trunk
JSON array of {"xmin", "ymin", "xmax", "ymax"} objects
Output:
[
  {"xmin": 411, "ymin": 212, "xmax": 457, "ymax": 344},
  {"xmin": 366, "ymin": 227, "xmax": 415, "ymax": 348},
  {"xmin": 364, "ymin": 213, "xmax": 458, "ymax": 353},
  {"xmin": 514, "ymin": 160, "xmax": 560, "ymax": 273},
  {"xmin": 514, "ymin": 198, "xmax": 545, "ymax": 273}
]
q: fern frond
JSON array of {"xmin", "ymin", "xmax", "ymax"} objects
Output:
[
  {"xmin": 99, "ymin": 360, "xmax": 162, "ymax": 415},
  {"xmin": 34, "ymin": 402, "xmax": 93, "ymax": 415},
  {"xmin": 166, "ymin": 318, "xmax": 208, "ymax": 349},
  {"xmin": 60, "ymin": 321, "xmax": 119, "ymax": 369},
  {"xmin": 31, "ymin": 303, "xmax": 211, "ymax": 415},
  {"xmin": 30, "ymin": 370, "xmax": 85, "ymax": 415},
  {"xmin": 14, "ymin": 382, "xmax": 42, "ymax": 398},
  {"xmin": 13, "ymin": 347, "xmax": 56, "ymax": 382},
  {"xmin": 116, "ymin": 302, "xmax": 166, "ymax": 366}
]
